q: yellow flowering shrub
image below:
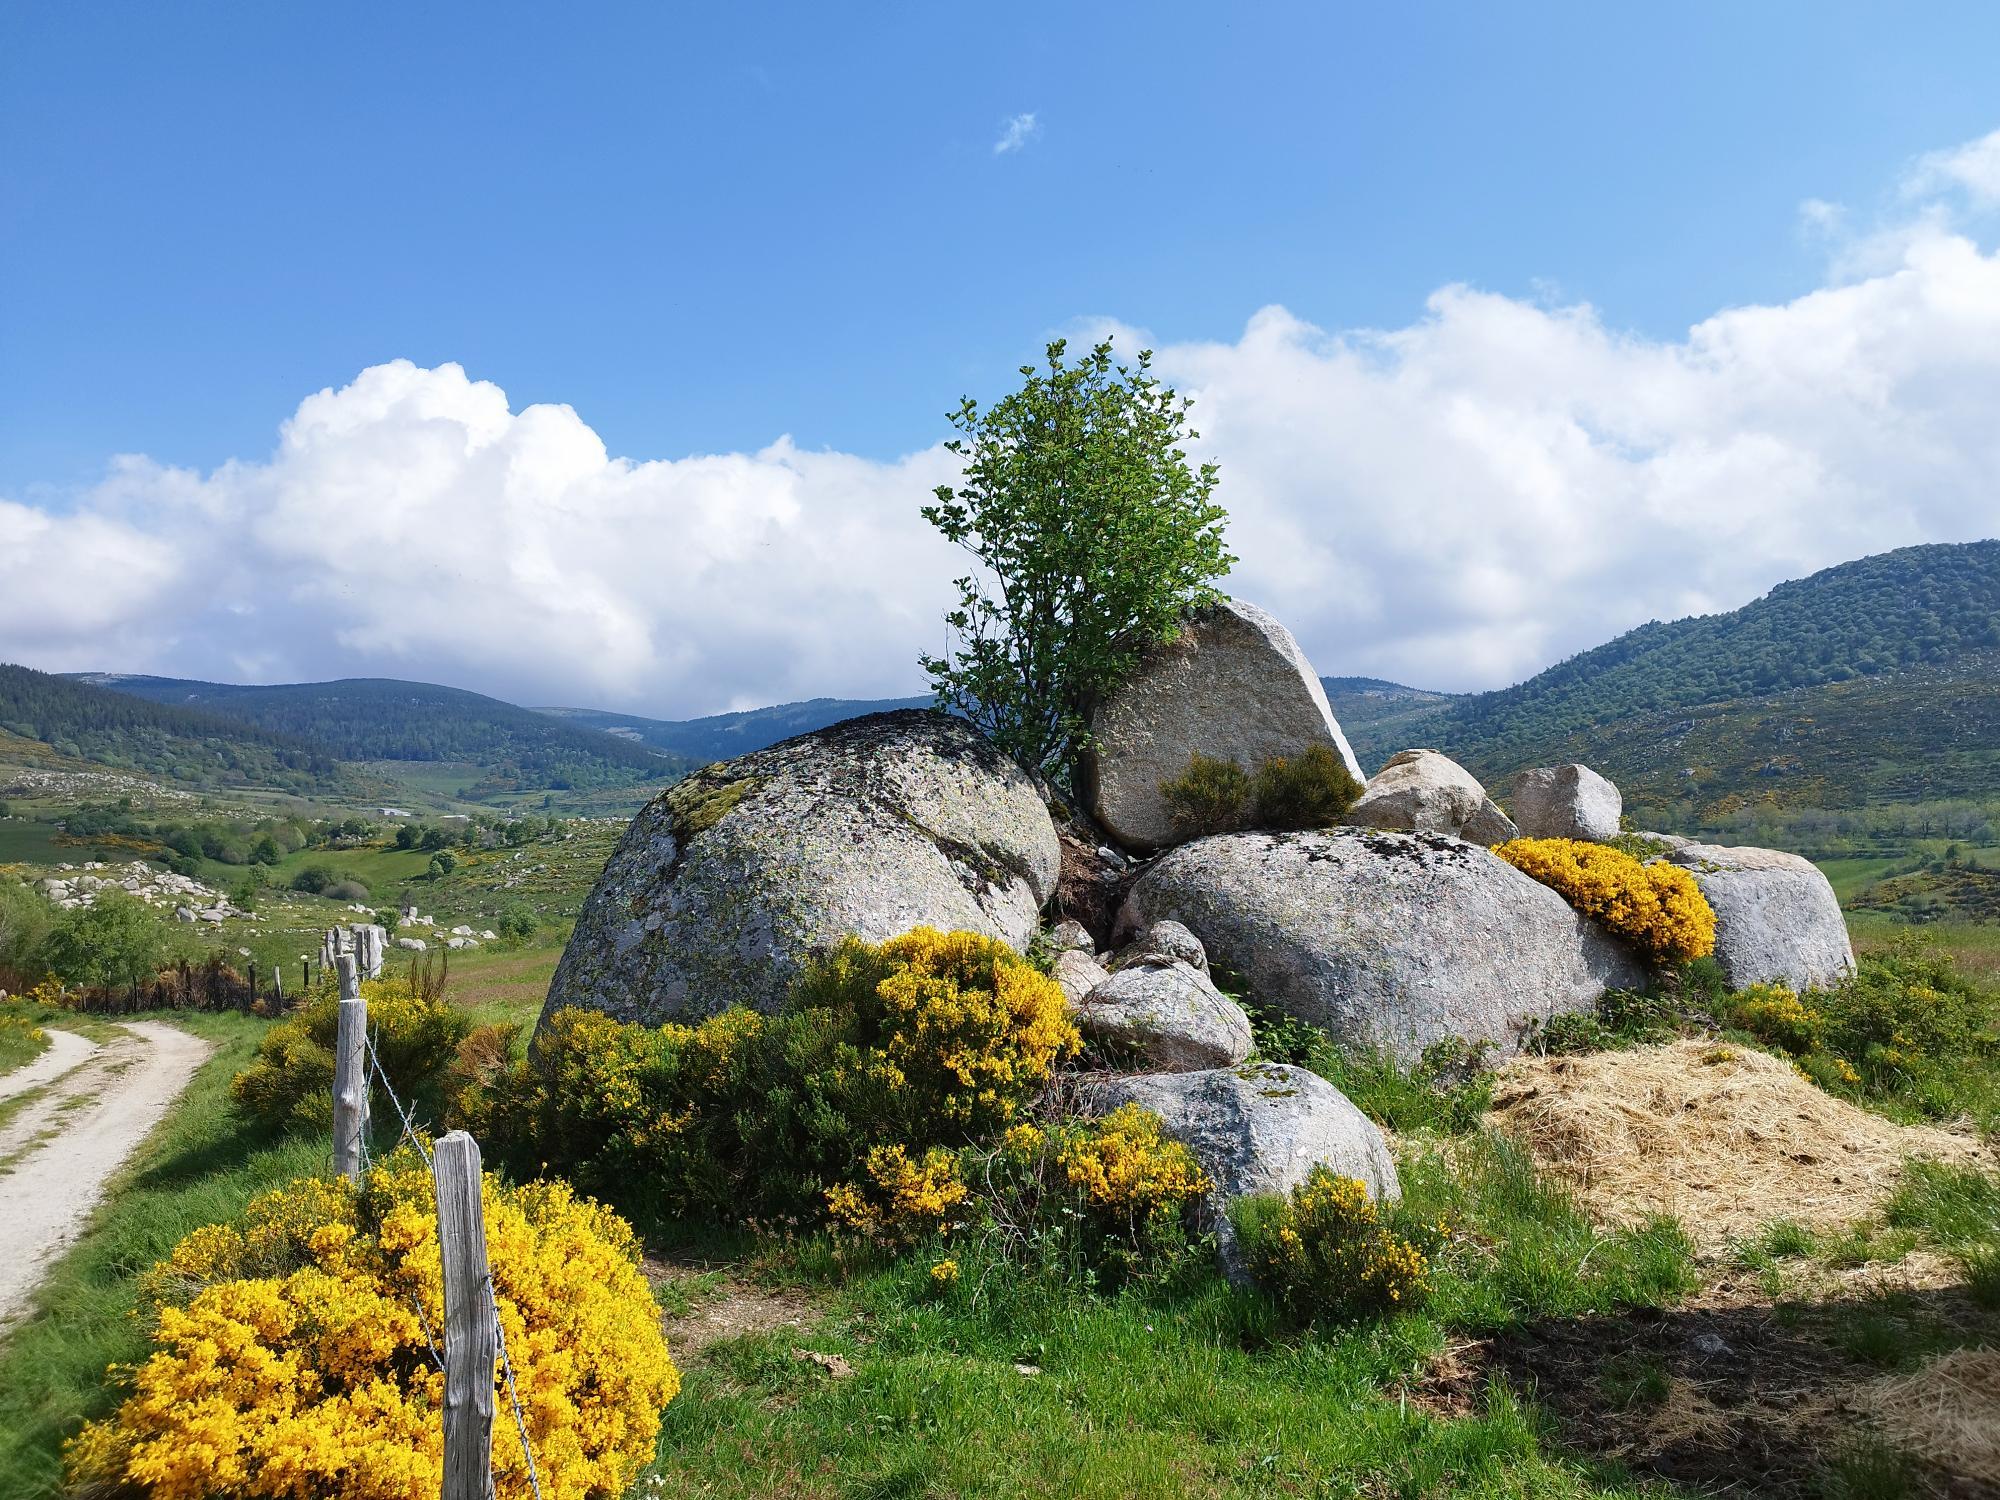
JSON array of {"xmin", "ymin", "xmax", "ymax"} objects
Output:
[
  {"xmin": 67, "ymin": 1159, "xmax": 678, "ymax": 1500},
  {"xmin": 1726, "ymin": 982, "xmax": 1824, "ymax": 1055},
  {"xmin": 1057, "ymin": 1103, "xmax": 1211, "ymax": 1225},
  {"xmin": 797, "ymin": 927, "xmax": 1080, "ymax": 1136},
  {"xmin": 1234, "ymin": 1166, "xmax": 1430, "ymax": 1323},
  {"xmin": 825, "ymin": 1144, "xmax": 970, "ymax": 1245},
  {"xmin": 929, "ymin": 1258, "xmax": 960, "ymax": 1288},
  {"xmin": 233, "ymin": 975, "xmax": 471, "ymax": 1131},
  {"xmin": 1493, "ymin": 837, "xmax": 1716, "ymax": 966},
  {"xmin": 0, "ymin": 995, "xmax": 47, "ymax": 1064}
]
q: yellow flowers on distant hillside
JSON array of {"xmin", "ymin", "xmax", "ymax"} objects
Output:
[
  {"xmin": 1494, "ymin": 837, "xmax": 1716, "ymax": 966},
  {"xmin": 66, "ymin": 1160, "xmax": 677, "ymax": 1500}
]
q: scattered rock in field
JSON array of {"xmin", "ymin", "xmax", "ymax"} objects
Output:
[
  {"xmin": 1658, "ymin": 841, "xmax": 1855, "ymax": 990},
  {"xmin": 1075, "ymin": 961, "xmax": 1252, "ymax": 1070},
  {"xmin": 1081, "ymin": 598, "xmax": 1363, "ymax": 853},
  {"xmin": 1345, "ymin": 748, "xmax": 1517, "ymax": 843},
  {"xmin": 1511, "ymin": 763, "xmax": 1623, "ymax": 842},
  {"xmin": 1052, "ymin": 948, "xmax": 1111, "ymax": 1006},
  {"xmin": 1120, "ymin": 828, "xmax": 1642, "ymax": 1062},
  {"xmin": 1086, "ymin": 1062, "xmax": 1399, "ymax": 1279},
  {"xmin": 543, "ymin": 710, "xmax": 1061, "ymax": 1025},
  {"xmin": 396, "ymin": 937, "xmax": 428, "ymax": 951}
]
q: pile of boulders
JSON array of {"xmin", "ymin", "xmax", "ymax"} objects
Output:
[
  {"xmin": 542, "ymin": 594, "xmax": 1856, "ymax": 1270},
  {"xmin": 40, "ymin": 860, "xmax": 244, "ymax": 924}
]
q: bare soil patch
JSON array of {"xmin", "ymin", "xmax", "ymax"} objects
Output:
[
  {"xmin": 646, "ymin": 1257, "xmax": 820, "ymax": 1361},
  {"xmin": 1487, "ymin": 1039, "xmax": 1995, "ymax": 1246}
]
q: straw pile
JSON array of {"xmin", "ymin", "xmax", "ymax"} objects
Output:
[
  {"xmin": 1486, "ymin": 1039, "xmax": 1994, "ymax": 1246},
  {"xmin": 1863, "ymin": 1350, "xmax": 2000, "ymax": 1486}
]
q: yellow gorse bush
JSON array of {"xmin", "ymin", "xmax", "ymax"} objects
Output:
[
  {"xmin": 1242, "ymin": 1166, "xmax": 1429, "ymax": 1323},
  {"xmin": 66, "ymin": 1159, "xmax": 678, "ymax": 1500},
  {"xmin": 1057, "ymin": 1102, "xmax": 1211, "ymax": 1222},
  {"xmin": 826, "ymin": 1144, "xmax": 970, "ymax": 1245},
  {"xmin": 1493, "ymin": 837, "xmax": 1716, "ymax": 966},
  {"xmin": 806, "ymin": 926, "xmax": 1080, "ymax": 1134}
]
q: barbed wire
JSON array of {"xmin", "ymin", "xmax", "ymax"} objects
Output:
[{"xmin": 363, "ymin": 1024, "xmax": 542, "ymax": 1498}]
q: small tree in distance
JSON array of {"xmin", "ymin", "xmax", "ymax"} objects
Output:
[{"xmin": 921, "ymin": 338, "xmax": 1235, "ymax": 789}]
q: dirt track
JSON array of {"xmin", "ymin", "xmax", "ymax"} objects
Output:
[{"xmin": 0, "ymin": 1022, "xmax": 212, "ymax": 1333}]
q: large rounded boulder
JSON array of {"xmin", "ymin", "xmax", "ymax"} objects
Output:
[
  {"xmin": 1659, "ymin": 841, "xmax": 1855, "ymax": 990},
  {"xmin": 542, "ymin": 710, "xmax": 1060, "ymax": 1025},
  {"xmin": 1512, "ymin": 763, "xmax": 1622, "ymax": 842},
  {"xmin": 1118, "ymin": 827, "xmax": 1644, "ymax": 1061},
  {"xmin": 1080, "ymin": 598, "xmax": 1364, "ymax": 853}
]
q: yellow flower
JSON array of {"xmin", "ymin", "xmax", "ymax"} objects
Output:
[
  {"xmin": 1493, "ymin": 838, "xmax": 1716, "ymax": 965},
  {"xmin": 930, "ymin": 1259, "xmax": 960, "ymax": 1287}
]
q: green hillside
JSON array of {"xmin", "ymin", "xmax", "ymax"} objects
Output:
[
  {"xmin": 0, "ymin": 663, "xmax": 345, "ymax": 794},
  {"xmin": 1348, "ymin": 541, "xmax": 2000, "ymax": 823},
  {"xmin": 77, "ymin": 675, "xmax": 697, "ymax": 797},
  {"xmin": 537, "ymin": 695, "xmax": 932, "ymax": 762},
  {"xmin": 1320, "ymin": 677, "xmax": 1460, "ymax": 774}
]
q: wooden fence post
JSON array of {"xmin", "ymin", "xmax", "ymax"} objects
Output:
[
  {"xmin": 331, "ymin": 955, "xmax": 368, "ymax": 1185},
  {"xmin": 435, "ymin": 1130, "xmax": 498, "ymax": 1500}
]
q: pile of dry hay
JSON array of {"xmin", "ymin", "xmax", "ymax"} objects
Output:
[
  {"xmin": 1486, "ymin": 1039, "xmax": 1994, "ymax": 1246},
  {"xmin": 1863, "ymin": 1350, "xmax": 2000, "ymax": 1487}
]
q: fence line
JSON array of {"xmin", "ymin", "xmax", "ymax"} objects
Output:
[{"xmin": 340, "ymin": 980, "xmax": 544, "ymax": 1499}]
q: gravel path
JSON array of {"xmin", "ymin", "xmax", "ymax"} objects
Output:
[
  {"xmin": 0, "ymin": 1022, "xmax": 213, "ymax": 1334},
  {"xmin": 0, "ymin": 1027, "xmax": 98, "ymax": 1102}
]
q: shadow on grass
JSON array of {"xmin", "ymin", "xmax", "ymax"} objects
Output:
[{"xmin": 1414, "ymin": 1284, "xmax": 1999, "ymax": 1498}]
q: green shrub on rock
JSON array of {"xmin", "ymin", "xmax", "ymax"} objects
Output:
[
  {"xmin": 1160, "ymin": 744, "xmax": 1363, "ymax": 841},
  {"xmin": 1160, "ymin": 753, "xmax": 1253, "ymax": 838}
]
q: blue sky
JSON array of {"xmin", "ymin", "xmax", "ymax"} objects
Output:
[{"xmin": 4, "ymin": 3, "xmax": 2000, "ymax": 715}]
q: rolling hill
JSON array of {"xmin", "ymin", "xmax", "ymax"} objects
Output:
[
  {"xmin": 1349, "ymin": 541, "xmax": 2000, "ymax": 822},
  {"xmin": 70, "ymin": 675, "xmax": 697, "ymax": 798},
  {"xmin": 537, "ymin": 696, "xmax": 933, "ymax": 763},
  {"xmin": 0, "ymin": 663, "xmax": 346, "ymax": 794}
]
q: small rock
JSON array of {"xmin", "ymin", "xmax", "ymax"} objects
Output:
[
  {"xmin": 1346, "ymin": 748, "xmax": 1516, "ymax": 844},
  {"xmin": 1690, "ymin": 1332, "xmax": 1731, "ymax": 1358},
  {"xmin": 1046, "ymin": 919, "xmax": 1095, "ymax": 955},
  {"xmin": 792, "ymin": 1348, "xmax": 853, "ymax": 1378},
  {"xmin": 1076, "ymin": 962, "xmax": 1252, "ymax": 1071},
  {"xmin": 1052, "ymin": 949, "xmax": 1112, "ymax": 1007},
  {"xmin": 1111, "ymin": 919, "xmax": 1207, "ymax": 973}
]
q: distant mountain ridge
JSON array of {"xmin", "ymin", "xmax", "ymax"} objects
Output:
[
  {"xmin": 537, "ymin": 696, "xmax": 933, "ymax": 763},
  {"xmin": 69, "ymin": 674, "xmax": 695, "ymax": 796}
]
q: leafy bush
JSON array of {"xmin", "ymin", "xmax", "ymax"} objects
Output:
[
  {"xmin": 1233, "ymin": 1166, "xmax": 1433, "ymax": 1322},
  {"xmin": 232, "ymin": 976, "xmax": 471, "ymax": 1131},
  {"xmin": 0, "ymin": 997, "xmax": 48, "ymax": 1071},
  {"xmin": 920, "ymin": 337, "xmax": 1234, "ymax": 786},
  {"xmin": 40, "ymin": 891, "xmax": 172, "ymax": 987},
  {"xmin": 1725, "ymin": 941, "xmax": 1998, "ymax": 1120},
  {"xmin": 1161, "ymin": 745, "xmax": 1363, "ymax": 841},
  {"xmin": 0, "ymin": 877, "xmax": 55, "ymax": 978},
  {"xmin": 1160, "ymin": 753, "xmax": 1252, "ymax": 838},
  {"xmin": 1249, "ymin": 744, "xmax": 1364, "ymax": 830},
  {"xmin": 791, "ymin": 927, "xmax": 1080, "ymax": 1140},
  {"xmin": 65, "ymin": 1159, "xmax": 678, "ymax": 1500},
  {"xmin": 288, "ymin": 864, "xmax": 337, "ymax": 895},
  {"xmin": 460, "ymin": 928, "xmax": 1079, "ymax": 1229},
  {"xmin": 1493, "ymin": 837, "xmax": 1716, "ymax": 965},
  {"xmin": 494, "ymin": 905, "xmax": 537, "ymax": 944},
  {"xmin": 825, "ymin": 1144, "xmax": 971, "ymax": 1247},
  {"xmin": 324, "ymin": 878, "xmax": 369, "ymax": 902}
]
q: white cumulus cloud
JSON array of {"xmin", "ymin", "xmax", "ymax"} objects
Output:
[{"xmin": 5, "ymin": 130, "xmax": 2000, "ymax": 719}]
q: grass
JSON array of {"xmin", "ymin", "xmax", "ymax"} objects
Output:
[
  {"xmin": 641, "ymin": 1135, "xmax": 1696, "ymax": 1499},
  {"xmin": 0, "ymin": 1013, "xmax": 50, "ymax": 1077},
  {"xmin": 0, "ymin": 1011, "xmax": 323, "ymax": 1500}
]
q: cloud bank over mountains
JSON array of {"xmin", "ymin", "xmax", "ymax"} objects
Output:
[{"xmin": 5, "ymin": 131, "xmax": 1999, "ymax": 718}]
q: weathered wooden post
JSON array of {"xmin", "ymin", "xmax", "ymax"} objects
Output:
[
  {"xmin": 246, "ymin": 962, "xmax": 257, "ymax": 1014},
  {"xmin": 331, "ymin": 955, "xmax": 368, "ymax": 1184},
  {"xmin": 434, "ymin": 1130, "xmax": 498, "ymax": 1500}
]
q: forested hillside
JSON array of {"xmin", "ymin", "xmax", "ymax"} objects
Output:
[
  {"xmin": 1363, "ymin": 542, "xmax": 2000, "ymax": 821},
  {"xmin": 0, "ymin": 664, "xmax": 343, "ymax": 793},
  {"xmin": 538, "ymin": 695, "xmax": 932, "ymax": 762},
  {"xmin": 75, "ymin": 675, "xmax": 695, "ymax": 794}
]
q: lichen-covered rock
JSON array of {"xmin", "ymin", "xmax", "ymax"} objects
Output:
[
  {"xmin": 1076, "ymin": 962, "xmax": 1252, "ymax": 1070},
  {"xmin": 542, "ymin": 710, "xmax": 1060, "ymax": 1025},
  {"xmin": 1659, "ymin": 841, "xmax": 1855, "ymax": 990},
  {"xmin": 1052, "ymin": 948, "xmax": 1112, "ymax": 1007},
  {"xmin": 1111, "ymin": 919, "xmax": 1208, "ymax": 973},
  {"xmin": 1511, "ymin": 763, "xmax": 1623, "ymax": 842},
  {"xmin": 1345, "ymin": 748, "xmax": 1517, "ymax": 844},
  {"xmin": 1080, "ymin": 598, "xmax": 1363, "ymax": 853},
  {"xmin": 1119, "ymin": 828, "xmax": 1643, "ymax": 1061},
  {"xmin": 1046, "ymin": 919, "xmax": 1096, "ymax": 955},
  {"xmin": 1085, "ymin": 1062, "xmax": 1398, "ymax": 1277}
]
